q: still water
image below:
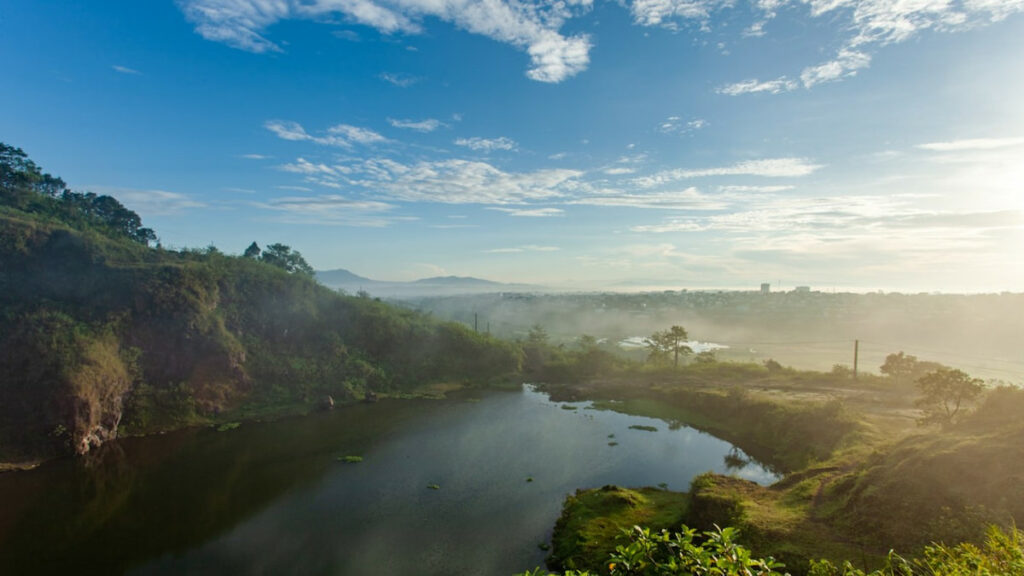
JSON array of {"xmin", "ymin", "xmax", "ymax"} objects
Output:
[{"xmin": 0, "ymin": 385, "xmax": 776, "ymax": 575}]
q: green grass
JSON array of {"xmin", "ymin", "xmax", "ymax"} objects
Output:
[
  {"xmin": 337, "ymin": 455, "xmax": 363, "ymax": 463},
  {"xmin": 549, "ymin": 485, "xmax": 690, "ymax": 573},
  {"xmin": 628, "ymin": 424, "xmax": 658, "ymax": 432}
]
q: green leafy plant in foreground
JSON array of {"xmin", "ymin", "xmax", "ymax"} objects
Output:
[{"xmin": 520, "ymin": 524, "xmax": 1024, "ymax": 576}]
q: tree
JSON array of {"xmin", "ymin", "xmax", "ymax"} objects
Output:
[
  {"xmin": 915, "ymin": 368, "xmax": 984, "ymax": 427},
  {"xmin": 645, "ymin": 326, "xmax": 692, "ymax": 368},
  {"xmin": 880, "ymin": 351, "xmax": 919, "ymax": 382},
  {"xmin": 243, "ymin": 241, "xmax": 261, "ymax": 259},
  {"xmin": 259, "ymin": 243, "xmax": 314, "ymax": 276}
]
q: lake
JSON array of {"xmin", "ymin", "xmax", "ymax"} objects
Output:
[{"xmin": 0, "ymin": 385, "xmax": 776, "ymax": 575}]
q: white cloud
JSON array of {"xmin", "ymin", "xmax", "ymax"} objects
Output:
[
  {"xmin": 604, "ymin": 167, "xmax": 636, "ymax": 175},
  {"xmin": 717, "ymin": 184, "xmax": 795, "ymax": 193},
  {"xmin": 259, "ymin": 194, "xmax": 399, "ymax": 226},
  {"xmin": 112, "ymin": 65, "xmax": 142, "ymax": 75},
  {"xmin": 388, "ymin": 117, "xmax": 445, "ymax": 132},
  {"xmin": 90, "ymin": 187, "xmax": 206, "ymax": 215},
  {"xmin": 800, "ymin": 49, "xmax": 871, "ymax": 87},
  {"xmin": 487, "ymin": 207, "xmax": 565, "ymax": 217},
  {"xmin": 917, "ymin": 137, "xmax": 1024, "ymax": 151},
  {"xmin": 701, "ymin": 0, "xmax": 1024, "ymax": 92},
  {"xmin": 633, "ymin": 157, "xmax": 823, "ymax": 188},
  {"xmin": 378, "ymin": 72, "xmax": 419, "ymax": 87},
  {"xmin": 658, "ymin": 116, "xmax": 708, "ymax": 134},
  {"xmin": 717, "ymin": 77, "xmax": 798, "ymax": 96},
  {"xmin": 454, "ymin": 136, "xmax": 519, "ymax": 152},
  {"xmin": 265, "ymin": 120, "xmax": 387, "ymax": 147},
  {"xmin": 328, "ymin": 123, "xmax": 388, "ymax": 144},
  {"xmin": 572, "ymin": 187, "xmax": 729, "ymax": 210},
  {"xmin": 300, "ymin": 157, "xmax": 582, "ymax": 204},
  {"xmin": 179, "ymin": 0, "xmax": 592, "ymax": 83},
  {"xmin": 485, "ymin": 244, "xmax": 561, "ymax": 253}
]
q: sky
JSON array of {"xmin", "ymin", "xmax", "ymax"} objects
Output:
[{"xmin": 1, "ymin": 0, "xmax": 1023, "ymax": 292}]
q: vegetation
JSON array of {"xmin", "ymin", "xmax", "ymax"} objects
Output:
[
  {"xmin": 523, "ymin": 523, "xmax": 1024, "ymax": 576},
  {"xmin": 644, "ymin": 326, "xmax": 691, "ymax": 368},
  {"xmin": 913, "ymin": 368, "xmax": 984, "ymax": 427},
  {"xmin": 0, "ymin": 143, "xmax": 521, "ymax": 463}
]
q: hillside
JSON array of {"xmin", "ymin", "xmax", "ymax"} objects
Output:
[{"xmin": 0, "ymin": 144, "xmax": 521, "ymax": 465}]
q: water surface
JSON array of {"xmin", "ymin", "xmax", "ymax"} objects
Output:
[{"xmin": 0, "ymin": 385, "xmax": 775, "ymax": 575}]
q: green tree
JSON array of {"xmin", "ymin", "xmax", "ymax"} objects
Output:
[
  {"xmin": 243, "ymin": 241, "xmax": 261, "ymax": 259},
  {"xmin": 880, "ymin": 351, "xmax": 919, "ymax": 382},
  {"xmin": 259, "ymin": 243, "xmax": 314, "ymax": 276},
  {"xmin": 645, "ymin": 326, "xmax": 691, "ymax": 368},
  {"xmin": 915, "ymin": 368, "xmax": 984, "ymax": 427}
]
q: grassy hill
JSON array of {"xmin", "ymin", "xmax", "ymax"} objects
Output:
[{"xmin": 0, "ymin": 144, "xmax": 521, "ymax": 464}]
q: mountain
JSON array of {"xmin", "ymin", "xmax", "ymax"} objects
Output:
[
  {"xmin": 315, "ymin": 268, "xmax": 375, "ymax": 286},
  {"xmin": 413, "ymin": 276, "xmax": 502, "ymax": 286},
  {"xmin": 315, "ymin": 270, "xmax": 542, "ymax": 298}
]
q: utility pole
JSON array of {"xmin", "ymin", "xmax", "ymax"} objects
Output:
[{"xmin": 853, "ymin": 339, "xmax": 859, "ymax": 380}]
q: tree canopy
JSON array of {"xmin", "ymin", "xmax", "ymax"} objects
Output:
[
  {"xmin": 645, "ymin": 326, "xmax": 692, "ymax": 368},
  {"xmin": 1, "ymin": 142, "xmax": 155, "ymax": 245},
  {"xmin": 915, "ymin": 367, "xmax": 984, "ymax": 427},
  {"xmin": 258, "ymin": 243, "xmax": 314, "ymax": 276}
]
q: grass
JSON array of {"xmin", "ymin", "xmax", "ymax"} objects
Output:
[
  {"xmin": 628, "ymin": 424, "xmax": 658, "ymax": 432},
  {"xmin": 549, "ymin": 485, "xmax": 690, "ymax": 573},
  {"xmin": 337, "ymin": 455, "xmax": 363, "ymax": 463}
]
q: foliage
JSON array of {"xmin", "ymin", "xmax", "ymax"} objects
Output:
[
  {"xmin": 808, "ymin": 525, "xmax": 1024, "ymax": 576},
  {"xmin": 880, "ymin": 352, "xmax": 947, "ymax": 386},
  {"xmin": 1, "ymin": 142, "xmax": 155, "ymax": 245},
  {"xmin": 645, "ymin": 326, "xmax": 692, "ymax": 368},
  {"xmin": 0, "ymin": 143, "xmax": 522, "ymax": 461},
  {"xmin": 258, "ymin": 242, "xmax": 314, "ymax": 276},
  {"xmin": 521, "ymin": 524, "xmax": 785, "ymax": 576},
  {"xmin": 914, "ymin": 368, "xmax": 984, "ymax": 427}
]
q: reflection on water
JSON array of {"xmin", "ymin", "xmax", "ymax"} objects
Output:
[{"xmin": 0, "ymin": 386, "xmax": 776, "ymax": 575}]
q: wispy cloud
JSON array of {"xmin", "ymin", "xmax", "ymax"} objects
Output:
[
  {"xmin": 239, "ymin": 153, "xmax": 271, "ymax": 159},
  {"xmin": 265, "ymin": 120, "xmax": 387, "ymax": 147},
  {"xmin": 632, "ymin": 157, "xmax": 823, "ymax": 188},
  {"xmin": 454, "ymin": 136, "xmax": 519, "ymax": 152},
  {"xmin": 378, "ymin": 72, "xmax": 419, "ymax": 87},
  {"xmin": 90, "ymin": 187, "xmax": 205, "ymax": 215},
  {"xmin": 485, "ymin": 244, "xmax": 561, "ymax": 253},
  {"xmin": 112, "ymin": 65, "xmax": 142, "ymax": 75},
  {"xmin": 657, "ymin": 116, "xmax": 708, "ymax": 134},
  {"xmin": 388, "ymin": 117, "xmax": 446, "ymax": 132},
  {"xmin": 258, "ymin": 194, "xmax": 400, "ymax": 226},
  {"xmin": 179, "ymin": 0, "xmax": 592, "ymax": 83},
  {"xmin": 280, "ymin": 156, "xmax": 582, "ymax": 205},
  {"xmin": 917, "ymin": 137, "xmax": 1024, "ymax": 152},
  {"xmin": 575, "ymin": 188, "xmax": 730, "ymax": 210},
  {"xmin": 800, "ymin": 49, "xmax": 871, "ymax": 88},
  {"xmin": 717, "ymin": 77, "xmax": 798, "ymax": 96},
  {"xmin": 705, "ymin": 0, "xmax": 1024, "ymax": 93},
  {"xmin": 487, "ymin": 207, "xmax": 565, "ymax": 217}
]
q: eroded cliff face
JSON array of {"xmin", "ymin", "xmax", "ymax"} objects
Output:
[{"xmin": 62, "ymin": 335, "xmax": 132, "ymax": 455}]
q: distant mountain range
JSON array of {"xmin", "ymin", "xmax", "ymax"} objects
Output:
[{"xmin": 315, "ymin": 269, "xmax": 541, "ymax": 298}]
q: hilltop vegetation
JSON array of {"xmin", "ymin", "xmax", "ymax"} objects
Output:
[
  {"xmin": 516, "ymin": 327, "xmax": 1024, "ymax": 574},
  {"xmin": 0, "ymin": 143, "xmax": 520, "ymax": 464}
]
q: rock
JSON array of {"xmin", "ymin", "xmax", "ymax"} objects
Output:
[{"xmin": 319, "ymin": 395, "xmax": 335, "ymax": 410}]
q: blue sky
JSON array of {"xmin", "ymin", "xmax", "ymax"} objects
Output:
[{"xmin": 2, "ymin": 0, "xmax": 1022, "ymax": 292}]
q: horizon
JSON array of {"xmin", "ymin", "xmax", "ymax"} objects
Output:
[{"xmin": 2, "ymin": 0, "xmax": 1023, "ymax": 292}]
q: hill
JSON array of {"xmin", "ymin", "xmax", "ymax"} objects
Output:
[{"xmin": 0, "ymin": 143, "xmax": 521, "ymax": 465}]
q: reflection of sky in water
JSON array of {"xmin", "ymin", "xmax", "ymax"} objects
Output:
[{"xmin": 133, "ymin": 386, "xmax": 777, "ymax": 576}]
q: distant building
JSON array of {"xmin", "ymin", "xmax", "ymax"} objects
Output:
[
  {"xmin": 794, "ymin": 286, "xmax": 811, "ymax": 293},
  {"xmin": 760, "ymin": 283, "xmax": 770, "ymax": 294}
]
